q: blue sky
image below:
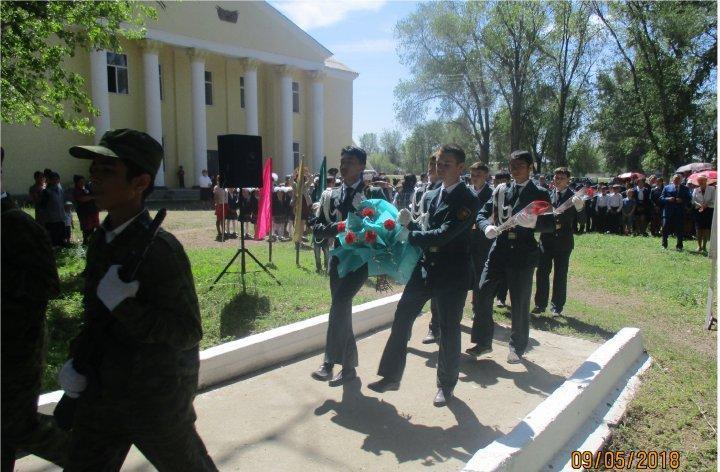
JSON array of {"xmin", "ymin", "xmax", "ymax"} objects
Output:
[{"xmin": 270, "ymin": 1, "xmax": 420, "ymax": 142}]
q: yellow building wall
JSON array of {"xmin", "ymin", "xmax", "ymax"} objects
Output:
[
  {"xmin": 107, "ymin": 39, "xmax": 144, "ymax": 132},
  {"xmin": 323, "ymin": 76, "xmax": 354, "ymax": 170},
  {"xmin": 159, "ymin": 45, "xmax": 179, "ymax": 186},
  {"xmin": 171, "ymin": 48, "xmax": 195, "ymax": 186},
  {"xmin": 205, "ymin": 54, "xmax": 227, "ymax": 152},
  {"xmin": 1, "ymin": 48, "xmax": 94, "ymax": 196},
  {"xmin": 147, "ymin": 2, "xmax": 328, "ymax": 64}
]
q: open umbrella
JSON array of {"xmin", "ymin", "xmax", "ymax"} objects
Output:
[
  {"xmin": 617, "ymin": 172, "xmax": 645, "ymax": 180},
  {"xmin": 676, "ymin": 162, "xmax": 713, "ymax": 173},
  {"xmin": 687, "ymin": 170, "xmax": 717, "ymax": 185}
]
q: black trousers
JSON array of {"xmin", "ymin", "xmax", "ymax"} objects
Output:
[
  {"xmin": 428, "ymin": 299, "xmax": 439, "ymax": 334},
  {"xmin": 471, "ymin": 247, "xmax": 536, "ymax": 355},
  {"xmin": 534, "ymin": 249, "xmax": 572, "ymax": 312},
  {"xmin": 594, "ymin": 208, "xmax": 606, "ymax": 232},
  {"xmin": 470, "ymin": 239, "xmax": 491, "ymax": 317},
  {"xmin": 44, "ymin": 222, "xmax": 65, "ymax": 247},
  {"xmin": 324, "ymin": 256, "xmax": 368, "ymax": 368},
  {"xmin": 662, "ymin": 215, "xmax": 685, "ymax": 249},
  {"xmin": 377, "ymin": 265, "xmax": 467, "ymax": 393}
]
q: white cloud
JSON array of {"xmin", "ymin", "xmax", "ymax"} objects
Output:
[
  {"xmin": 330, "ymin": 38, "xmax": 395, "ymax": 54},
  {"xmin": 271, "ymin": 0, "xmax": 387, "ymax": 30}
]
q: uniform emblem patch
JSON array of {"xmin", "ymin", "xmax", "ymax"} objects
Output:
[{"xmin": 458, "ymin": 207, "xmax": 470, "ymax": 220}]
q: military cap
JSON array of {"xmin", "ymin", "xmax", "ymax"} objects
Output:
[
  {"xmin": 509, "ymin": 150, "xmax": 533, "ymax": 165},
  {"xmin": 69, "ymin": 128, "xmax": 163, "ymax": 177}
]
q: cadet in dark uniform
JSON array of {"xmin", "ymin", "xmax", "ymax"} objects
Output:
[
  {"xmin": 467, "ymin": 162, "xmax": 494, "ymax": 343},
  {"xmin": 418, "ymin": 153, "xmax": 442, "ymax": 345},
  {"xmin": 660, "ymin": 173, "xmax": 692, "ymax": 251},
  {"xmin": 367, "ymin": 145, "xmax": 479, "ymax": 407},
  {"xmin": 532, "ymin": 167, "xmax": 585, "ymax": 316},
  {"xmin": 59, "ymin": 129, "xmax": 217, "ymax": 471},
  {"xmin": 467, "ymin": 150, "xmax": 554, "ymax": 363},
  {"xmin": 310, "ymin": 146, "xmax": 369, "ymax": 386},
  {"xmin": 1, "ymin": 149, "xmax": 69, "ymax": 470}
]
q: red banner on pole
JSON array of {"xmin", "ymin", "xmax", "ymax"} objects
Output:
[{"xmin": 255, "ymin": 158, "xmax": 273, "ymax": 240}]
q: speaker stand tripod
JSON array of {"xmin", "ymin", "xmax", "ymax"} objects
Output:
[{"xmin": 211, "ymin": 220, "xmax": 281, "ymax": 292}]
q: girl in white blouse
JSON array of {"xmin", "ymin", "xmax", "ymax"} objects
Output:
[{"xmin": 692, "ymin": 175, "xmax": 715, "ymax": 253}]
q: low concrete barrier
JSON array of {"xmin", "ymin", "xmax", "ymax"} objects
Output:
[
  {"xmin": 38, "ymin": 293, "xmax": 402, "ymax": 413},
  {"xmin": 462, "ymin": 327, "xmax": 649, "ymax": 472}
]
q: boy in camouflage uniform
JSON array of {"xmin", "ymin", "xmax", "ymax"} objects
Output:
[
  {"xmin": 59, "ymin": 129, "xmax": 217, "ymax": 471},
  {"xmin": 2, "ymin": 149, "xmax": 69, "ymax": 471}
]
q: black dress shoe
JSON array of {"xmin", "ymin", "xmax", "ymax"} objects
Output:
[
  {"xmin": 433, "ymin": 388, "xmax": 452, "ymax": 407},
  {"xmin": 367, "ymin": 378, "xmax": 400, "ymax": 393},
  {"xmin": 465, "ymin": 344, "xmax": 492, "ymax": 357},
  {"xmin": 550, "ymin": 306, "xmax": 562, "ymax": 316},
  {"xmin": 531, "ymin": 306, "xmax": 545, "ymax": 315},
  {"xmin": 311, "ymin": 363, "xmax": 333, "ymax": 381},
  {"xmin": 329, "ymin": 368, "xmax": 357, "ymax": 387},
  {"xmin": 421, "ymin": 330, "xmax": 439, "ymax": 344}
]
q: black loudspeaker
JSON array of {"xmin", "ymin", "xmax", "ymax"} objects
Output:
[{"xmin": 217, "ymin": 134, "xmax": 263, "ymax": 188}]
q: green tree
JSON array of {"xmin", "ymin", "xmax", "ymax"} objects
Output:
[
  {"xmin": 483, "ymin": 1, "xmax": 547, "ymax": 150},
  {"xmin": 358, "ymin": 132, "xmax": 380, "ymax": 154},
  {"xmin": 379, "ymin": 129, "xmax": 404, "ymax": 168},
  {"xmin": 542, "ymin": 0, "xmax": 597, "ymax": 166},
  {"xmin": 592, "ymin": 0, "xmax": 716, "ymax": 174},
  {"xmin": 567, "ymin": 135, "xmax": 601, "ymax": 176},
  {"xmin": 1, "ymin": 1, "xmax": 156, "ymax": 134},
  {"xmin": 402, "ymin": 121, "xmax": 445, "ymax": 174},
  {"xmin": 395, "ymin": 1, "xmax": 494, "ymax": 162}
]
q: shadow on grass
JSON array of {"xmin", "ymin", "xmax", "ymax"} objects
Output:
[
  {"xmin": 220, "ymin": 291, "xmax": 271, "ymax": 339},
  {"xmin": 494, "ymin": 308, "xmax": 616, "ymax": 341}
]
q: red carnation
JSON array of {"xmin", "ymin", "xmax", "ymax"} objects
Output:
[
  {"xmin": 337, "ymin": 221, "xmax": 346, "ymax": 232},
  {"xmin": 361, "ymin": 207, "xmax": 375, "ymax": 218},
  {"xmin": 344, "ymin": 231, "xmax": 356, "ymax": 244},
  {"xmin": 383, "ymin": 219, "xmax": 396, "ymax": 231},
  {"xmin": 364, "ymin": 230, "xmax": 377, "ymax": 244}
]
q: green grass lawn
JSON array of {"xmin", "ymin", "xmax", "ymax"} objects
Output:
[
  {"xmin": 490, "ymin": 233, "xmax": 716, "ymax": 471},
  {"xmin": 42, "ymin": 223, "xmax": 714, "ymax": 470}
]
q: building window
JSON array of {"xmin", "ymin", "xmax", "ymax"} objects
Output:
[
  {"xmin": 292, "ymin": 81, "xmax": 299, "ymax": 113},
  {"xmin": 240, "ymin": 76, "xmax": 245, "ymax": 109},
  {"xmin": 106, "ymin": 52, "xmax": 128, "ymax": 94},
  {"xmin": 293, "ymin": 142, "xmax": 300, "ymax": 169},
  {"xmin": 205, "ymin": 71, "xmax": 213, "ymax": 105},
  {"xmin": 158, "ymin": 64, "xmax": 163, "ymax": 101}
]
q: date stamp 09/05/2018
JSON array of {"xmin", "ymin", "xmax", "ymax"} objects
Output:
[{"xmin": 570, "ymin": 450, "xmax": 681, "ymax": 470}]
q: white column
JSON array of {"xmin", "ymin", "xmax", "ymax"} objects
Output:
[
  {"xmin": 242, "ymin": 58, "xmax": 260, "ymax": 135},
  {"xmin": 89, "ymin": 49, "xmax": 111, "ymax": 144},
  {"xmin": 189, "ymin": 48, "xmax": 208, "ymax": 187},
  {"xmin": 142, "ymin": 41, "xmax": 165, "ymax": 187},
  {"xmin": 310, "ymin": 70, "xmax": 325, "ymax": 172},
  {"xmin": 277, "ymin": 65, "xmax": 294, "ymax": 178}
]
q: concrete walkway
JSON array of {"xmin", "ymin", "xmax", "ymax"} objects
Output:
[{"xmin": 18, "ymin": 319, "xmax": 599, "ymax": 471}]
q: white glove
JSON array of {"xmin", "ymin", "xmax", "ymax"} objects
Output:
[
  {"xmin": 515, "ymin": 212, "xmax": 538, "ymax": 228},
  {"xmin": 572, "ymin": 196, "xmax": 584, "ymax": 211},
  {"xmin": 419, "ymin": 212, "xmax": 430, "ymax": 231},
  {"xmin": 96, "ymin": 265, "xmax": 140, "ymax": 311},
  {"xmin": 484, "ymin": 225, "xmax": 499, "ymax": 239},
  {"xmin": 58, "ymin": 359, "xmax": 87, "ymax": 398},
  {"xmin": 396, "ymin": 227, "xmax": 410, "ymax": 242},
  {"xmin": 398, "ymin": 208, "xmax": 412, "ymax": 227}
]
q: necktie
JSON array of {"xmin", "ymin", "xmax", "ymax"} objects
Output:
[
  {"xmin": 511, "ymin": 184, "xmax": 520, "ymax": 205},
  {"xmin": 339, "ymin": 186, "xmax": 355, "ymax": 217}
]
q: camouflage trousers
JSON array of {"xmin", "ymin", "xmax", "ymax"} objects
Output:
[
  {"xmin": 1, "ymin": 306, "xmax": 69, "ymax": 471},
  {"xmin": 65, "ymin": 401, "xmax": 217, "ymax": 472}
]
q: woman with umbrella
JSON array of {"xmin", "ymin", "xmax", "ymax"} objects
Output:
[{"xmin": 690, "ymin": 171, "xmax": 716, "ymax": 254}]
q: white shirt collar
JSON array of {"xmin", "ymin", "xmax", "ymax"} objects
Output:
[
  {"xmin": 440, "ymin": 179, "xmax": 462, "ymax": 194},
  {"xmin": 102, "ymin": 211, "xmax": 144, "ymax": 243},
  {"xmin": 342, "ymin": 177, "xmax": 362, "ymax": 191},
  {"xmin": 514, "ymin": 179, "xmax": 529, "ymax": 188}
]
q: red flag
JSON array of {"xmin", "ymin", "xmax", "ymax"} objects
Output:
[{"xmin": 255, "ymin": 158, "xmax": 273, "ymax": 240}]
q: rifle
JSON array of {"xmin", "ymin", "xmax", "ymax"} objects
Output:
[{"xmin": 54, "ymin": 208, "xmax": 167, "ymax": 430}]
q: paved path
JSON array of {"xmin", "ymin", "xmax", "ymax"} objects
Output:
[{"xmin": 18, "ymin": 319, "xmax": 599, "ymax": 471}]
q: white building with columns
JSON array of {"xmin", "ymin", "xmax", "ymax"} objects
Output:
[{"xmin": 1, "ymin": 1, "xmax": 357, "ymax": 195}]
